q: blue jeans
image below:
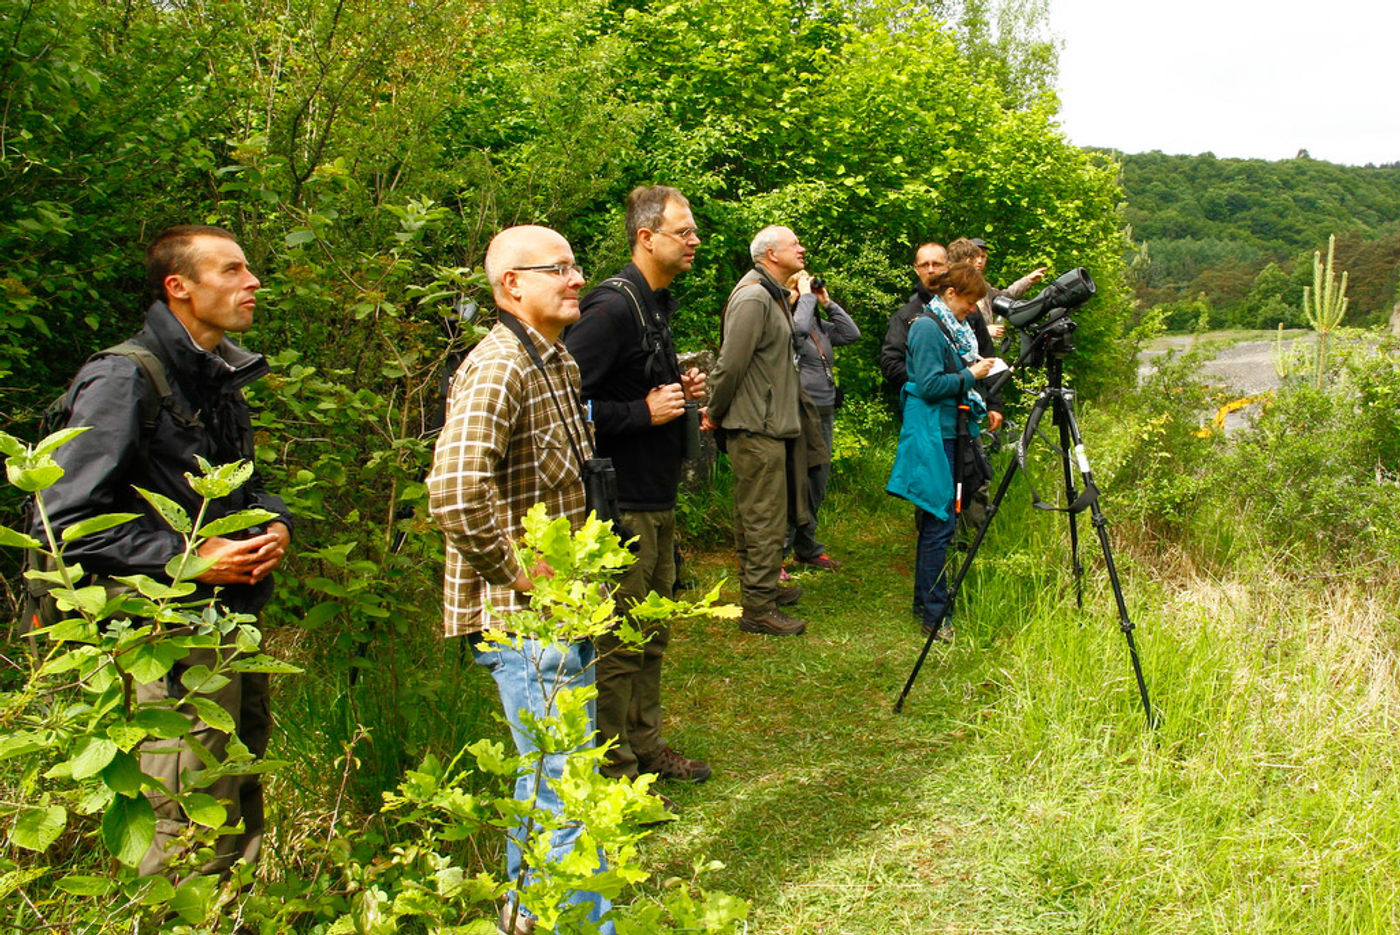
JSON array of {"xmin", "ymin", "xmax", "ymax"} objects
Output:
[
  {"xmin": 913, "ymin": 439, "xmax": 958, "ymax": 629},
  {"xmin": 473, "ymin": 638, "xmax": 614, "ymax": 932}
]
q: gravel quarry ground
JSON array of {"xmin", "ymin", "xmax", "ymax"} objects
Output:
[{"xmin": 1137, "ymin": 330, "xmax": 1314, "ymax": 432}]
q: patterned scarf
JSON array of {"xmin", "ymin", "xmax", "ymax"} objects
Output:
[{"xmin": 924, "ymin": 295, "xmax": 986, "ymax": 420}]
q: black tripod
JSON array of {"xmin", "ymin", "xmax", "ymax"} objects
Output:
[{"xmin": 893, "ymin": 349, "xmax": 1156, "ymax": 727}]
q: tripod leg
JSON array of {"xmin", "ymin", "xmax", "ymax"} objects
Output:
[
  {"xmin": 1057, "ymin": 404, "xmax": 1157, "ymax": 728},
  {"xmin": 895, "ymin": 446, "xmax": 1022, "ymax": 713},
  {"xmin": 1054, "ymin": 392, "xmax": 1085, "ymax": 609}
]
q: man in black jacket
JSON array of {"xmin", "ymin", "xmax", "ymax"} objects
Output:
[
  {"xmin": 882, "ymin": 241, "xmax": 1003, "ymax": 422},
  {"xmin": 881, "ymin": 241, "xmax": 946, "ymax": 391},
  {"xmin": 564, "ymin": 186, "xmax": 710, "ymax": 788},
  {"xmin": 40, "ymin": 225, "xmax": 292, "ymax": 877}
]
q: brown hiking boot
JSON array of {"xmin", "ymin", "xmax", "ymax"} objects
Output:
[
  {"xmin": 776, "ymin": 585, "xmax": 802, "ymax": 606},
  {"xmin": 739, "ymin": 608, "xmax": 807, "ymax": 636},
  {"xmin": 638, "ymin": 745, "xmax": 712, "ymax": 783}
]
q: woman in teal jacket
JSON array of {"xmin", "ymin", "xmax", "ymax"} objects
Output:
[{"xmin": 886, "ymin": 262, "xmax": 995, "ymax": 640}]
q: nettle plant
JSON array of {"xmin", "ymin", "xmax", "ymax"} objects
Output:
[{"xmin": 1, "ymin": 432, "xmax": 746, "ymax": 933}]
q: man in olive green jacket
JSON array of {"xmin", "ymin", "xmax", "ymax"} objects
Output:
[{"xmin": 702, "ymin": 225, "xmax": 809, "ymax": 636}]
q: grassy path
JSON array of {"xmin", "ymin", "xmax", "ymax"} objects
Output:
[{"xmin": 638, "ymin": 450, "xmax": 1400, "ymax": 934}]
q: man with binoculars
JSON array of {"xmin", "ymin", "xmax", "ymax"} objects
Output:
[{"xmin": 566, "ymin": 185, "xmax": 712, "ymax": 791}]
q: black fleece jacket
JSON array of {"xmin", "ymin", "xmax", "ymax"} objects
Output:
[{"xmin": 564, "ymin": 263, "xmax": 686, "ymax": 512}]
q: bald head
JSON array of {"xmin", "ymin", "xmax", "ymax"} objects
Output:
[
  {"xmin": 483, "ymin": 225, "xmax": 584, "ymax": 341},
  {"xmin": 485, "ymin": 226, "xmax": 562, "ymax": 297}
]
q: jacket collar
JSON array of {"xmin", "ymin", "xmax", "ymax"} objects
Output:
[
  {"xmin": 618, "ymin": 262, "xmax": 678, "ymax": 319},
  {"xmin": 143, "ymin": 300, "xmax": 270, "ymax": 392},
  {"xmin": 749, "ymin": 265, "xmax": 791, "ymax": 312}
]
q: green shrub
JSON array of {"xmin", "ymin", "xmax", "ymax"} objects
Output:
[{"xmin": 1220, "ymin": 336, "xmax": 1400, "ymax": 563}]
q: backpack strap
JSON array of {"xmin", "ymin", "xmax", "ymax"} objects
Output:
[
  {"xmin": 593, "ymin": 276, "xmax": 681, "ymax": 387},
  {"xmin": 93, "ymin": 340, "xmax": 198, "ymax": 466}
]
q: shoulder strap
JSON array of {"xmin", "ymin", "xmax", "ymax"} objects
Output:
[
  {"xmin": 496, "ymin": 312, "xmax": 594, "ymax": 468},
  {"xmin": 598, "ymin": 277, "xmax": 650, "ymax": 343},
  {"xmin": 918, "ymin": 309, "xmax": 964, "ymax": 378},
  {"xmin": 99, "ymin": 342, "xmax": 172, "ymax": 436},
  {"xmin": 595, "ymin": 276, "xmax": 681, "ymax": 387}
]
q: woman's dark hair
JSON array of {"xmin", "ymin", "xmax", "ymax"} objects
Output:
[{"xmin": 926, "ymin": 260, "xmax": 988, "ymax": 302}]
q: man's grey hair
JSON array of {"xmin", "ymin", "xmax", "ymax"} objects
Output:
[
  {"xmin": 750, "ymin": 225, "xmax": 789, "ymax": 263},
  {"xmin": 626, "ymin": 185, "xmax": 688, "ymax": 249}
]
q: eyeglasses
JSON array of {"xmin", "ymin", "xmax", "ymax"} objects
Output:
[
  {"xmin": 510, "ymin": 263, "xmax": 585, "ymax": 278},
  {"xmin": 651, "ymin": 227, "xmax": 700, "ymax": 242}
]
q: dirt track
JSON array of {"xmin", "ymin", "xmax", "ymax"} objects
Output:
[
  {"xmin": 1138, "ymin": 332, "xmax": 1316, "ymax": 395},
  {"xmin": 1137, "ymin": 332, "xmax": 1315, "ymax": 432}
]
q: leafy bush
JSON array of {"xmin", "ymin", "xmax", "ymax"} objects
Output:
[
  {"xmin": 1082, "ymin": 346, "xmax": 1228, "ymax": 534},
  {"xmin": 1, "ymin": 432, "xmax": 745, "ymax": 933},
  {"xmin": 1220, "ymin": 335, "xmax": 1400, "ymax": 562}
]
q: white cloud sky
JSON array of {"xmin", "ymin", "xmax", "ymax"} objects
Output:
[{"xmin": 1048, "ymin": 0, "xmax": 1400, "ymax": 166}]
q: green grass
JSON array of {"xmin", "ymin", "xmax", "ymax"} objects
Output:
[{"xmin": 626, "ymin": 447, "xmax": 1400, "ymax": 934}]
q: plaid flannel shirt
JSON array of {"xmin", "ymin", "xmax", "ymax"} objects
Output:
[{"xmin": 427, "ymin": 319, "xmax": 590, "ymax": 637}]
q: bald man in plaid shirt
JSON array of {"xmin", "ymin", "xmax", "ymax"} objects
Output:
[{"xmin": 428, "ymin": 225, "xmax": 613, "ymax": 935}]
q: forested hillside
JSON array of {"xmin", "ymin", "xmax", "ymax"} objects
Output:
[{"xmin": 1113, "ymin": 150, "xmax": 1400, "ymax": 329}]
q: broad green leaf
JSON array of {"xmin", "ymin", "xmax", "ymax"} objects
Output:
[
  {"xmin": 56, "ymin": 874, "xmax": 112, "ymax": 896},
  {"xmin": 132, "ymin": 707, "xmax": 192, "ymax": 739},
  {"xmin": 285, "ymin": 228, "xmax": 316, "ymax": 247},
  {"xmin": 181, "ymin": 793, "xmax": 227, "ymax": 828},
  {"xmin": 12, "ymin": 805, "xmax": 67, "ymax": 851},
  {"xmin": 186, "ymin": 461, "xmax": 253, "ymax": 499},
  {"xmin": 101, "ymin": 794, "xmax": 156, "ymax": 867},
  {"xmin": 106, "ymin": 723, "xmax": 149, "ymax": 750},
  {"xmin": 51, "ymin": 584, "xmax": 109, "ymax": 617},
  {"xmin": 109, "ymin": 573, "xmax": 191, "ymax": 601},
  {"xmin": 197, "ymin": 508, "xmax": 278, "ymax": 538},
  {"xmin": 234, "ymin": 624, "xmax": 262, "ymax": 653},
  {"xmin": 7, "ymin": 459, "xmax": 64, "ymax": 493},
  {"xmin": 306, "ymin": 577, "xmax": 351, "ymax": 598},
  {"xmin": 301, "ymin": 600, "xmax": 341, "ymax": 629},
  {"xmin": 180, "ymin": 665, "xmax": 230, "ymax": 695},
  {"xmin": 190, "ymin": 696, "xmax": 235, "ymax": 734},
  {"xmin": 166, "ymin": 553, "xmax": 216, "ymax": 582},
  {"xmin": 228, "ymin": 654, "xmax": 303, "ymax": 674},
  {"xmin": 35, "ymin": 426, "xmax": 91, "ymax": 457},
  {"xmin": 61, "ymin": 512, "xmax": 140, "ymax": 542},
  {"xmin": 170, "ymin": 872, "xmax": 219, "ymax": 923},
  {"xmin": 100, "ymin": 751, "xmax": 145, "ymax": 796},
  {"xmin": 124, "ymin": 640, "xmax": 187, "ymax": 684},
  {"xmin": 133, "ymin": 486, "xmax": 190, "ymax": 534},
  {"xmin": 0, "ymin": 730, "xmax": 48, "ymax": 762},
  {"xmin": 0, "ymin": 431, "xmax": 25, "ymax": 457},
  {"xmin": 0, "ymin": 524, "xmax": 40, "ymax": 549},
  {"xmin": 127, "ymin": 873, "xmax": 175, "ymax": 906},
  {"xmin": 69, "ymin": 736, "xmax": 118, "ymax": 779},
  {"xmin": 25, "ymin": 561, "xmax": 83, "ymax": 585}
]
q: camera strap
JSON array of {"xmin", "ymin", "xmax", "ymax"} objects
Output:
[{"xmin": 497, "ymin": 312, "xmax": 595, "ymax": 471}]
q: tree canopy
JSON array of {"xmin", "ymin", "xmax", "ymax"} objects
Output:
[{"xmin": 1, "ymin": 0, "xmax": 1133, "ymax": 423}]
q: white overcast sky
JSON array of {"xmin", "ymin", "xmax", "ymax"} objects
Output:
[{"xmin": 1048, "ymin": 0, "xmax": 1400, "ymax": 167}]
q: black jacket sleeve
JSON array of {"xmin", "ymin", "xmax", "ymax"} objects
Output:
[
  {"xmin": 40, "ymin": 356, "xmax": 185, "ymax": 576},
  {"xmin": 967, "ymin": 311, "xmax": 1003, "ymax": 414},
  {"xmin": 880, "ymin": 307, "xmax": 913, "ymax": 389}
]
